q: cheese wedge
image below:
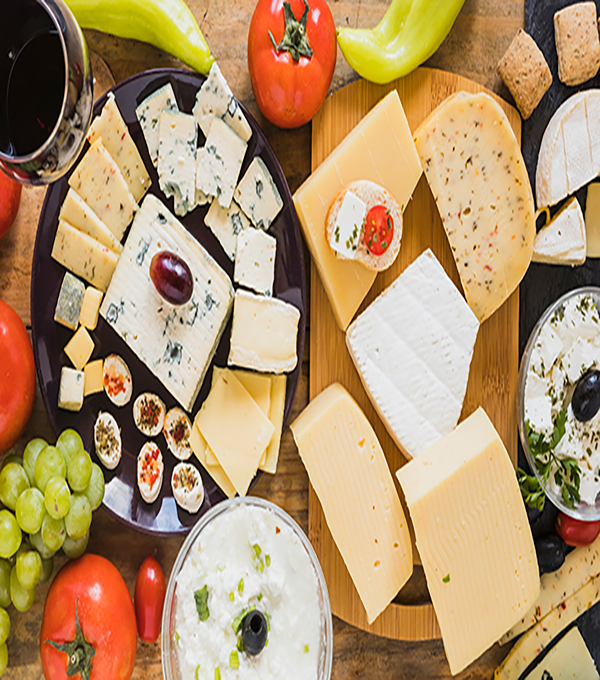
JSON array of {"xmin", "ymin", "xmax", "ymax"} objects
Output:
[
  {"xmin": 532, "ymin": 197, "xmax": 586, "ymax": 265},
  {"xmin": 190, "ymin": 423, "xmax": 237, "ymax": 499},
  {"xmin": 536, "ymin": 89, "xmax": 600, "ymax": 209},
  {"xmin": 585, "ymin": 183, "xmax": 600, "ymax": 257},
  {"xmin": 414, "ymin": 91, "xmax": 535, "ymax": 323},
  {"xmin": 524, "ymin": 627, "xmax": 599, "ymax": 680},
  {"xmin": 59, "ymin": 189, "xmax": 123, "ymax": 254}
]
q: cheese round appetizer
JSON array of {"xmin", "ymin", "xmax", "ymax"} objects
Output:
[
  {"xmin": 325, "ymin": 180, "xmax": 403, "ymax": 272},
  {"xmin": 137, "ymin": 442, "xmax": 164, "ymax": 503},
  {"xmin": 171, "ymin": 462, "xmax": 204, "ymax": 513},
  {"xmin": 133, "ymin": 392, "xmax": 166, "ymax": 437},
  {"xmin": 94, "ymin": 412, "xmax": 122, "ymax": 470},
  {"xmin": 103, "ymin": 354, "xmax": 133, "ymax": 407},
  {"xmin": 163, "ymin": 408, "xmax": 193, "ymax": 461}
]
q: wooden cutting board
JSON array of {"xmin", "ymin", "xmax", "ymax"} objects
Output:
[{"xmin": 309, "ymin": 68, "xmax": 520, "ymax": 641}]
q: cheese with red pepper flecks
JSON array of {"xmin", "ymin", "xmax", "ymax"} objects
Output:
[
  {"xmin": 137, "ymin": 442, "xmax": 164, "ymax": 503},
  {"xmin": 414, "ymin": 91, "xmax": 535, "ymax": 323}
]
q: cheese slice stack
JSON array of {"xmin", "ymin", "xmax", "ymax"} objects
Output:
[
  {"xmin": 414, "ymin": 91, "xmax": 535, "ymax": 323},
  {"xmin": 536, "ymin": 90, "xmax": 600, "ymax": 209},
  {"xmin": 523, "ymin": 627, "xmax": 599, "ymax": 680},
  {"xmin": 532, "ymin": 197, "xmax": 586, "ymax": 265},
  {"xmin": 291, "ymin": 383, "xmax": 413, "ymax": 625},
  {"xmin": 346, "ymin": 249, "xmax": 480, "ymax": 460},
  {"xmin": 397, "ymin": 408, "xmax": 539, "ymax": 676}
]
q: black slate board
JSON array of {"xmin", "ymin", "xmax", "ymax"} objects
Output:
[{"xmin": 517, "ymin": 0, "xmax": 600, "ymax": 674}]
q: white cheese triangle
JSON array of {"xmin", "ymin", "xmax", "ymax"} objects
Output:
[{"xmin": 532, "ymin": 197, "xmax": 586, "ymax": 265}]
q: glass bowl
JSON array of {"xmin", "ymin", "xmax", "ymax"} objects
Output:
[
  {"xmin": 161, "ymin": 496, "xmax": 333, "ymax": 680},
  {"xmin": 518, "ymin": 286, "xmax": 600, "ymax": 521}
]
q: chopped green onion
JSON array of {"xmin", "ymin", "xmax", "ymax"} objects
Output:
[
  {"xmin": 230, "ymin": 650, "xmax": 240, "ymax": 669},
  {"xmin": 214, "ymin": 668, "xmax": 221, "ymax": 680},
  {"xmin": 265, "ymin": 554, "xmax": 271, "ymax": 568},
  {"xmin": 194, "ymin": 585, "xmax": 210, "ymax": 621},
  {"xmin": 257, "ymin": 592, "xmax": 263, "ymax": 601},
  {"xmin": 229, "ymin": 592, "xmax": 235, "ymax": 602},
  {"xmin": 174, "ymin": 631, "xmax": 180, "ymax": 646},
  {"xmin": 442, "ymin": 574, "xmax": 450, "ymax": 583},
  {"xmin": 238, "ymin": 578, "xmax": 244, "ymax": 595},
  {"xmin": 195, "ymin": 665, "xmax": 201, "ymax": 680},
  {"xmin": 237, "ymin": 636, "xmax": 245, "ymax": 652},
  {"xmin": 232, "ymin": 608, "xmax": 248, "ymax": 634},
  {"xmin": 264, "ymin": 611, "xmax": 271, "ymax": 631},
  {"xmin": 304, "ymin": 644, "xmax": 309, "ymax": 654}
]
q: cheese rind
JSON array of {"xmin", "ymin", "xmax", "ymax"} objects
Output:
[
  {"xmin": 59, "ymin": 189, "xmax": 123, "ymax": 254},
  {"xmin": 291, "ymin": 383, "xmax": 413, "ymax": 624},
  {"xmin": 523, "ymin": 627, "xmax": 599, "ymax": 680},
  {"xmin": 532, "ymin": 197, "xmax": 586, "ymax": 265},
  {"xmin": 397, "ymin": 408, "xmax": 540, "ymax": 676},
  {"xmin": 414, "ymin": 91, "xmax": 535, "ymax": 323},
  {"xmin": 346, "ymin": 249, "xmax": 480, "ymax": 459}
]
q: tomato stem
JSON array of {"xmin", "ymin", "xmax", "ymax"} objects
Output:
[
  {"xmin": 269, "ymin": 0, "xmax": 313, "ymax": 62},
  {"xmin": 45, "ymin": 598, "xmax": 95, "ymax": 680}
]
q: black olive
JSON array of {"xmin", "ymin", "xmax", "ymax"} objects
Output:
[
  {"xmin": 241, "ymin": 610, "xmax": 268, "ymax": 656},
  {"xmin": 529, "ymin": 500, "xmax": 559, "ymax": 539},
  {"xmin": 535, "ymin": 534, "xmax": 567, "ymax": 574},
  {"xmin": 572, "ymin": 369, "xmax": 600, "ymax": 422}
]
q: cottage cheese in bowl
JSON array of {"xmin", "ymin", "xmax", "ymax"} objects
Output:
[{"xmin": 162, "ymin": 498, "xmax": 333, "ymax": 680}]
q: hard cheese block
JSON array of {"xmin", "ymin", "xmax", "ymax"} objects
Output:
[
  {"xmin": 293, "ymin": 89, "xmax": 422, "ymax": 330},
  {"xmin": 414, "ymin": 91, "xmax": 535, "ymax": 323},
  {"xmin": 397, "ymin": 408, "xmax": 539, "ymax": 676},
  {"xmin": 532, "ymin": 197, "xmax": 586, "ymax": 265},
  {"xmin": 346, "ymin": 249, "xmax": 480, "ymax": 459},
  {"xmin": 291, "ymin": 383, "xmax": 413, "ymax": 625},
  {"xmin": 100, "ymin": 195, "xmax": 234, "ymax": 411},
  {"xmin": 59, "ymin": 189, "xmax": 123, "ymax": 254},
  {"xmin": 524, "ymin": 627, "xmax": 599, "ymax": 680}
]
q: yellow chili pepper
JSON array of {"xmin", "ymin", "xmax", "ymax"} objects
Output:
[
  {"xmin": 65, "ymin": 0, "xmax": 214, "ymax": 75},
  {"xmin": 336, "ymin": 0, "xmax": 465, "ymax": 84}
]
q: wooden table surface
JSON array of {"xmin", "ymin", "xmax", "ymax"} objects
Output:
[{"xmin": 0, "ymin": 1, "xmax": 525, "ymax": 677}]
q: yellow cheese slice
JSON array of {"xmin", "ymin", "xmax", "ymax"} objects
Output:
[
  {"xmin": 59, "ymin": 189, "xmax": 123, "ymax": 254},
  {"xmin": 293, "ymin": 90, "xmax": 422, "ymax": 330},
  {"xmin": 87, "ymin": 93, "xmax": 151, "ymax": 202},
  {"xmin": 585, "ymin": 183, "xmax": 600, "ymax": 257},
  {"xmin": 291, "ymin": 383, "xmax": 413, "ymax": 625},
  {"xmin": 212, "ymin": 367, "xmax": 271, "ymax": 415},
  {"xmin": 189, "ymin": 423, "xmax": 237, "ymax": 499},
  {"xmin": 83, "ymin": 359, "xmax": 104, "ymax": 397},
  {"xmin": 524, "ymin": 627, "xmax": 599, "ymax": 680},
  {"xmin": 79, "ymin": 287, "xmax": 103, "ymax": 331},
  {"xmin": 397, "ymin": 407, "xmax": 539, "ymax": 676},
  {"xmin": 64, "ymin": 326, "xmax": 95, "ymax": 371},
  {"xmin": 414, "ymin": 91, "xmax": 535, "ymax": 323},
  {"xmin": 260, "ymin": 375, "xmax": 286, "ymax": 474}
]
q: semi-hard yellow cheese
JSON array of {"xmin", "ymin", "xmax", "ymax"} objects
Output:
[
  {"xmin": 260, "ymin": 375, "xmax": 286, "ymax": 474},
  {"xmin": 397, "ymin": 407, "xmax": 539, "ymax": 675},
  {"xmin": 585, "ymin": 183, "xmax": 600, "ymax": 257},
  {"xmin": 291, "ymin": 383, "xmax": 413, "ymax": 624},
  {"xmin": 190, "ymin": 423, "xmax": 237, "ymax": 499},
  {"xmin": 293, "ymin": 90, "xmax": 422, "ymax": 330},
  {"xmin": 524, "ymin": 627, "xmax": 599, "ymax": 680},
  {"xmin": 83, "ymin": 359, "xmax": 104, "ymax": 397},
  {"xmin": 64, "ymin": 326, "xmax": 95, "ymax": 371},
  {"xmin": 59, "ymin": 189, "xmax": 123, "ymax": 254},
  {"xmin": 414, "ymin": 91, "xmax": 535, "ymax": 323},
  {"xmin": 79, "ymin": 287, "xmax": 103, "ymax": 331}
]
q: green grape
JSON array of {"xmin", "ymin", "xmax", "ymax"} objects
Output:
[
  {"xmin": 56, "ymin": 429, "xmax": 83, "ymax": 465},
  {"xmin": 10, "ymin": 566, "xmax": 35, "ymax": 612},
  {"xmin": 0, "ymin": 642, "xmax": 7, "ymax": 676},
  {"xmin": 62, "ymin": 531, "xmax": 89, "ymax": 559},
  {"xmin": 0, "ymin": 608, "xmax": 9, "ymax": 646},
  {"xmin": 0, "ymin": 463, "xmax": 29, "ymax": 511},
  {"xmin": 65, "ymin": 494, "xmax": 91, "ymax": 540},
  {"xmin": 39, "ymin": 556, "xmax": 54, "ymax": 585},
  {"xmin": 34, "ymin": 446, "xmax": 66, "ymax": 493},
  {"xmin": 0, "ymin": 562, "xmax": 10, "ymax": 609},
  {"xmin": 1, "ymin": 454, "xmax": 22, "ymax": 469},
  {"xmin": 29, "ymin": 530, "xmax": 55, "ymax": 560},
  {"xmin": 0, "ymin": 511, "xmax": 21, "ymax": 559},
  {"xmin": 16, "ymin": 488, "xmax": 45, "ymax": 534},
  {"xmin": 41, "ymin": 514, "xmax": 65, "ymax": 553},
  {"xmin": 67, "ymin": 450, "xmax": 93, "ymax": 492},
  {"xmin": 44, "ymin": 477, "xmax": 71, "ymax": 520},
  {"xmin": 16, "ymin": 549, "xmax": 42, "ymax": 590},
  {"xmin": 83, "ymin": 464, "xmax": 105, "ymax": 511},
  {"xmin": 23, "ymin": 438, "xmax": 47, "ymax": 486}
]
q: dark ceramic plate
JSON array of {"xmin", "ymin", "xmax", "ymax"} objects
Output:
[{"xmin": 31, "ymin": 69, "xmax": 306, "ymax": 536}]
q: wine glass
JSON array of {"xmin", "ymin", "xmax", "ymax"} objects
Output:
[{"xmin": 0, "ymin": 0, "xmax": 93, "ymax": 184}]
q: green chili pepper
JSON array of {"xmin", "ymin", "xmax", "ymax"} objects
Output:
[
  {"xmin": 65, "ymin": 0, "xmax": 214, "ymax": 75},
  {"xmin": 336, "ymin": 0, "xmax": 465, "ymax": 85}
]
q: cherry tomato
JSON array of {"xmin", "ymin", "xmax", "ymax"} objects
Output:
[
  {"xmin": 134, "ymin": 553, "xmax": 166, "ymax": 643},
  {"xmin": 364, "ymin": 205, "xmax": 394, "ymax": 256},
  {"xmin": 555, "ymin": 512, "xmax": 600, "ymax": 547},
  {"xmin": 0, "ymin": 171, "xmax": 21, "ymax": 240},
  {"xmin": 0, "ymin": 299, "xmax": 35, "ymax": 456},
  {"xmin": 248, "ymin": 0, "xmax": 336, "ymax": 128},
  {"xmin": 40, "ymin": 554, "xmax": 137, "ymax": 680}
]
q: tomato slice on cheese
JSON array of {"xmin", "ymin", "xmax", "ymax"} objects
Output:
[{"xmin": 364, "ymin": 205, "xmax": 393, "ymax": 256}]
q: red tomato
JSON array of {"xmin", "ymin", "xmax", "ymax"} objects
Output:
[
  {"xmin": 364, "ymin": 205, "xmax": 394, "ymax": 256},
  {"xmin": 555, "ymin": 513, "xmax": 600, "ymax": 547},
  {"xmin": 0, "ymin": 171, "xmax": 22, "ymax": 240},
  {"xmin": 0, "ymin": 299, "xmax": 35, "ymax": 456},
  {"xmin": 134, "ymin": 553, "xmax": 166, "ymax": 643},
  {"xmin": 248, "ymin": 0, "xmax": 336, "ymax": 128},
  {"xmin": 40, "ymin": 554, "xmax": 137, "ymax": 680}
]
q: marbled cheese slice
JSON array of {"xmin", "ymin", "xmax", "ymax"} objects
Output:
[
  {"xmin": 234, "ymin": 156, "xmax": 283, "ymax": 230},
  {"xmin": 99, "ymin": 195, "xmax": 234, "ymax": 411},
  {"xmin": 532, "ymin": 197, "xmax": 586, "ymax": 265},
  {"xmin": 158, "ymin": 111, "xmax": 197, "ymax": 215},
  {"xmin": 414, "ymin": 91, "xmax": 535, "ymax": 322},
  {"xmin": 204, "ymin": 198, "xmax": 250, "ymax": 261},
  {"xmin": 136, "ymin": 83, "xmax": 179, "ymax": 167}
]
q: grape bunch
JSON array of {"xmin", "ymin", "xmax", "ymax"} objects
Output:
[{"xmin": 0, "ymin": 429, "xmax": 105, "ymax": 675}]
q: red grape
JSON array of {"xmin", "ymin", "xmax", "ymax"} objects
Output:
[{"xmin": 149, "ymin": 251, "xmax": 193, "ymax": 305}]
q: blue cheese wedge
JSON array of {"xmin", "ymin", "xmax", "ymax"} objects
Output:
[
  {"xmin": 329, "ymin": 190, "xmax": 366, "ymax": 260},
  {"xmin": 163, "ymin": 407, "xmax": 193, "ymax": 461},
  {"xmin": 234, "ymin": 156, "xmax": 283, "ymax": 230},
  {"xmin": 158, "ymin": 110, "xmax": 198, "ymax": 216},
  {"xmin": 94, "ymin": 412, "xmax": 122, "ymax": 470},
  {"xmin": 234, "ymin": 226, "xmax": 276, "ymax": 296},
  {"xmin": 196, "ymin": 117, "xmax": 247, "ymax": 209},
  {"xmin": 171, "ymin": 462, "xmax": 204, "ymax": 512},
  {"xmin": 192, "ymin": 62, "xmax": 252, "ymax": 143},
  {"xmin": 100, "ymin": 195, "xmax": 234, "ymax": 411},
  {"xmin": 54, "ymin": 272, "xmax": 85, "ymax": 331},
  {"xmin": 59, "ymin": 189, "xmax": 123, "ymax": 254},
  {"xmin": 58, "ymin": 366, "xmax": 85, "ymax": 412},
  {"xmin": 137, "ymin": 442, "xmax": 164, "ymax": 503},
  {"xmin": 228, "ymin": 289, "xmax": 300, "ymax": 373},
  {"xmin": 204, "ymin": 198, "xmax": 250, "ymax": 261},
  {"xmin": 135, "ymin": 83, "xmax": 179, "ymax": 167}
]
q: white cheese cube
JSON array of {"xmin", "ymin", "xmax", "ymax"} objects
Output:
[
  {"xmin": 135, "ymin": 83, "xmax": 179, "ymax": 167},
  {"xmin": 235, "ymin": 156, "xmax": 283, "ymax": 230},
  {"xmin": 158, "ymin": 111, "xmax": 197, "ymax": 216},
  {"xmin": 234, "ymin": 227, "xmax": 276, "ymax": 296},
  {"xmin": 204, "ymin": 199, "xmax": 250, "ymax": 261},
  {"xmin": 58, "ymin": 367, "xmax": 85, "ymax": 412},
  {"xmin": 329, "ymin": 191, "xmax": 366, "ymax": 259}
]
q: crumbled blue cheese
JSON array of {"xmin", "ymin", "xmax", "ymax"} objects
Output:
[
  {"xmin": 54, "ymin": 272, "xmax": 85, "ymax": 330},
  {"xmin": 234, "ymin": 227, "xmax": 276, "ymax": 296},
  {"xmin": 329, "ymin": 191, "xmax": 366, "ymax": 260},
  {"xmin": 204, "ymin": 198, "xmax": 250, "ymax": 261},
  {"xmin": 157, "ymin": 111, "xmax": 197, "ymax": 216},
  {"xmin": 234, "ymin": 157, "xmax": 283, "ymax": 231},
  {"xmin": 136, "ymin": 83, "xmax": 179, "ymax": 167}
]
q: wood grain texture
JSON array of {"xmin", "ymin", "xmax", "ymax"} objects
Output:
[{"xmin": 309, "ymin": 68, "xmax": 521, "ymax": 642}]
